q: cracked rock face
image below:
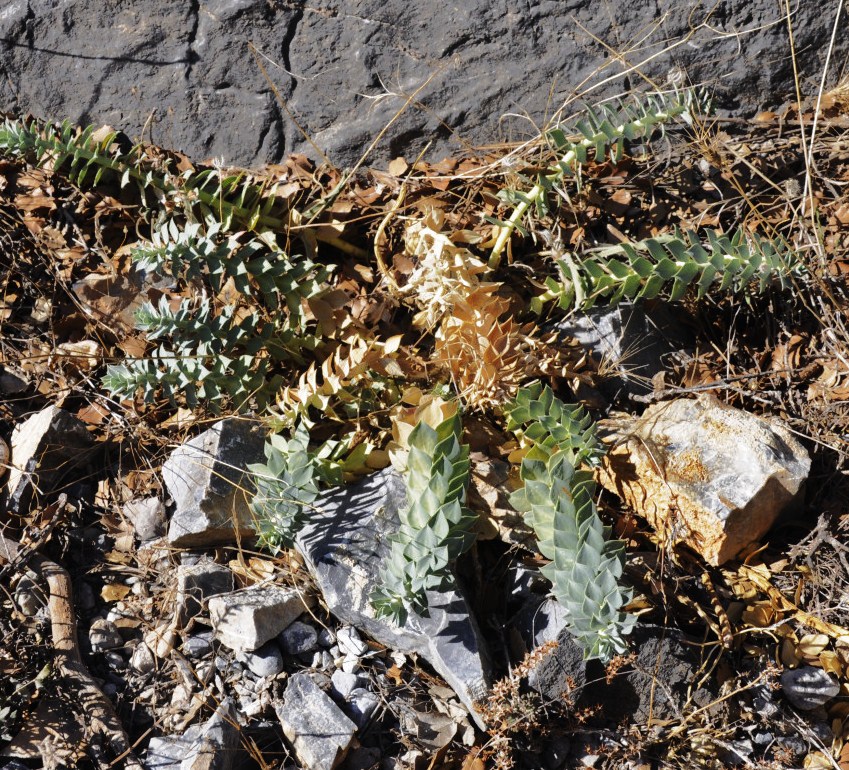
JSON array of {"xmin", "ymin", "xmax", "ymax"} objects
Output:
[{"xmin": 1, "ymin": 2, "xmax": 846, "ymax": 168}]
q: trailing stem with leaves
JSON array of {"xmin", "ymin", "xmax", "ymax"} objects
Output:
[
  {"xmin": 370, "ymin": 411, "xmax": 478, "ymax": 624},
  {"xmin": 488, "ymin": 88, "xmax": 705, "ymax": 267},
  {"xmin": 0, "ymin": 117, "xmax": 293, "ymax": 232},
  {"xmin": 101, "ymin": 220, "xmax": 332, "ymax": 411},
  {"xmin": 532, "ymin": 226, "xmax": 801, "ymax": 314},
  {"xmin": 506, "ymin": 383, "xmax": 635, "ymax": 661}
]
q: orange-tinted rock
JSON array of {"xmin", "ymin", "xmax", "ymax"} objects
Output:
[{"xmin": 599, "ymin": 395, "xmax": 810, "ymax": 565}]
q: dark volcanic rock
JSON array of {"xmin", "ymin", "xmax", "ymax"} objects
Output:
[
  {"xmin": 531, "ymin": 623, "xmax": 719, "ymax": 724},
  {"xmin": 295, "ymin": 468, "xmax": 491, "ymax": 727},
  {"xmin": 1, "ymin": 2, "xmax": 846, "ymax": 168}
]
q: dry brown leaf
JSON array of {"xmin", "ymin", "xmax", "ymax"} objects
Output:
[
  {"xmin": 797, "ymin": 633, "xmax": 831, "ymax": 660},
  {"xmin": 742, "ymin": 602, "xmax": 778, "ymax": 628},
  {"xmin": 388, "ymin": 157, "xmax": 408, "ymax": 176},
  {"xmin": 101, "ymin": 583, "xmax": 131, "ymax": 602}
]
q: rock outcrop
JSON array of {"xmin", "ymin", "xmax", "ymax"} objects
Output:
[{"xmin": 1, "ymin": 2, "xmax": 845, "ymax": 168}]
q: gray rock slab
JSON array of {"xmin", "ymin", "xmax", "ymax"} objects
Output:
[
  {"xmin": 599, "ymin": 395, "xmax": 811, "ymax": 565},
  {"xmin": 209, "ymin": 584, "xmax": 314, "ymax": 653},
  {"xmin": 176, "ymin": 561, "xmax": 234, "ymax": 627},
  {"xmin": 1, "ymin": 2, "xmax": 845, "ymax": 169},
  {"xmin": 295, "ymin": 468, "xmax": 490, "ymax": 728},
  {"xmin": 555, "ymin": 302, "xmax": 692, "ymax": 397},
  {"xmin": 145, "ymin": 735, "xmax": 192, "ymax": 770},
  {"xmin": 178, "ymin": 698, "xmax": 241, "ymax": 770},
  {"xmin": 276, "ymin": 672, "xmax": 356, "ymax": 770},
  {"xmin": 6, "ymin": 405, "xmax": 93, "ymax": 513},
  {"xmin": 163, "ymin": 418, "xmax": 265, "ymax": 547},
  {"xmin": 512, "ymin": 597, "xmax": 586, "ymax": 698},
  {"xmin": 781, "ymin": 666, "xmax": 840, "ymax": 710}
]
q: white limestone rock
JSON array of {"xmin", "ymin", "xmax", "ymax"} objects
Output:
[
  {"xmin": 599, "ymin": 395, "xmax": 810, "ymax": 565},
  {"xmin": 209, "ymin": 584, "xmax": 314, "ymax": 653}
]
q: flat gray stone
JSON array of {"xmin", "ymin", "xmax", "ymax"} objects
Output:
[
  {"xmin": 279, "ymin": 620, "xmax": 318, "ymax": 656},
  {"xmin": 163, "ymin": 418, "xmax": 265, "ymax": 547},
  {"xmin": 295, "ymin": 468, "xmax": 490, "ymax": 728},
  {"xmin": 6, "ymin": 405, "xmax": 93, "ymax": 513},
  {"xmin": 345, "ymin": 688, "xmax": 380, "ymax": 730},
  {"xmin": 182, "ymin": 632, "xmax": 214, "ymax": 659},
  {"xmin": 145, "ymin": 735, "xmax": 192, "ymax": 770},
  {"xmin": 330, "ymin": 670, "xmax": 366, "ymax": 701},
  {"xmin": 209, "ymin": 584, "xmax": 314, "ymax": 653},
  {"xmin": 276, "ymin": 672, "xmax": 356, "ymax": 770},
  {"xmin": 781, "ymin": 666, "xmax": 840, "ymax": 710}
]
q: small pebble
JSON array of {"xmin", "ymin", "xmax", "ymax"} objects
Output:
[
  {"xmin": 89, "ymin": 618, "xmax": 123, "ymax": 652},
  {"xmin": 341, "ymin": 653, "xmax": 360, "ymax": 674},
  {"xmin": 752, "ymin": 731, "xmax": 774, "ymax": 747},
  {"xmin": 318, "ymin": 628, "xmax": 335, "ymax": 648},
  {"xmin": 279, "ymin": 620, "xmax": 318, "ymax": 656},
  {"xmin": 331, "ymin": 670, "xmax": 365, "ymax": 700},
  {"xmin": 239, "ymin": 641, "xmax": 285, "ymax": 678},
  {"xmin": 171, "ymin": 683, "xmax": 193, "ymax": 708},
  {"xmin": 347, "ymin": 687, "xmax": 380, "ymax": 729},
  {"xmin": 310, "ymin": 650, "xmax": 335, "ymax": 670},
  {"xmin": 811, "ymin": 722, "xmax": 833, "ymax": 743},
  {"xmin": 337, "ymin": 626, "xmax": 368, "ymax": 657},
  {"xmin": 182, "ymin": 633, "xmax": 214, "ymax": 658},
  {"xmin": 750, "ymin": 683, "xmax": 779, "ymax": 718},
  {"xmin": 130, "ymin": 643, "xmax": 156, "ymax": 674},
  {"xmin": 104, "ymin": 651, "xmax": 125, "ymax": 670}
]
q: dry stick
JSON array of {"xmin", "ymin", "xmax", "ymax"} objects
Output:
[
  {"xmin": 0, "ymin": 531, "xmax": 145, "ymax": 770},
  {"xmin": 782, "ymin": 0, "xmax": 817, "ymax": 234},
  {"xmin": 803, "ymin": 0, "xmax": 845, "ymax": 217}
]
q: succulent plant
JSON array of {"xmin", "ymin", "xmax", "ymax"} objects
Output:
[
  {"xmin": 248, "ymin": 423, "xmax": 343, "ymax": 553},
  {"xmin": 506, "ymin": 382, "xmax": 634, "ymax": 661},
  {"xmin": 488, "ymin": 88, "xmax": 706, "ymax": 267},
  {"xmin": 371, "ymin": 412, "xmax": 477, "ymax": 624},
  {"xmin": 533, "ymin": 226, "xmax": 800, "ymax": 314}
]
